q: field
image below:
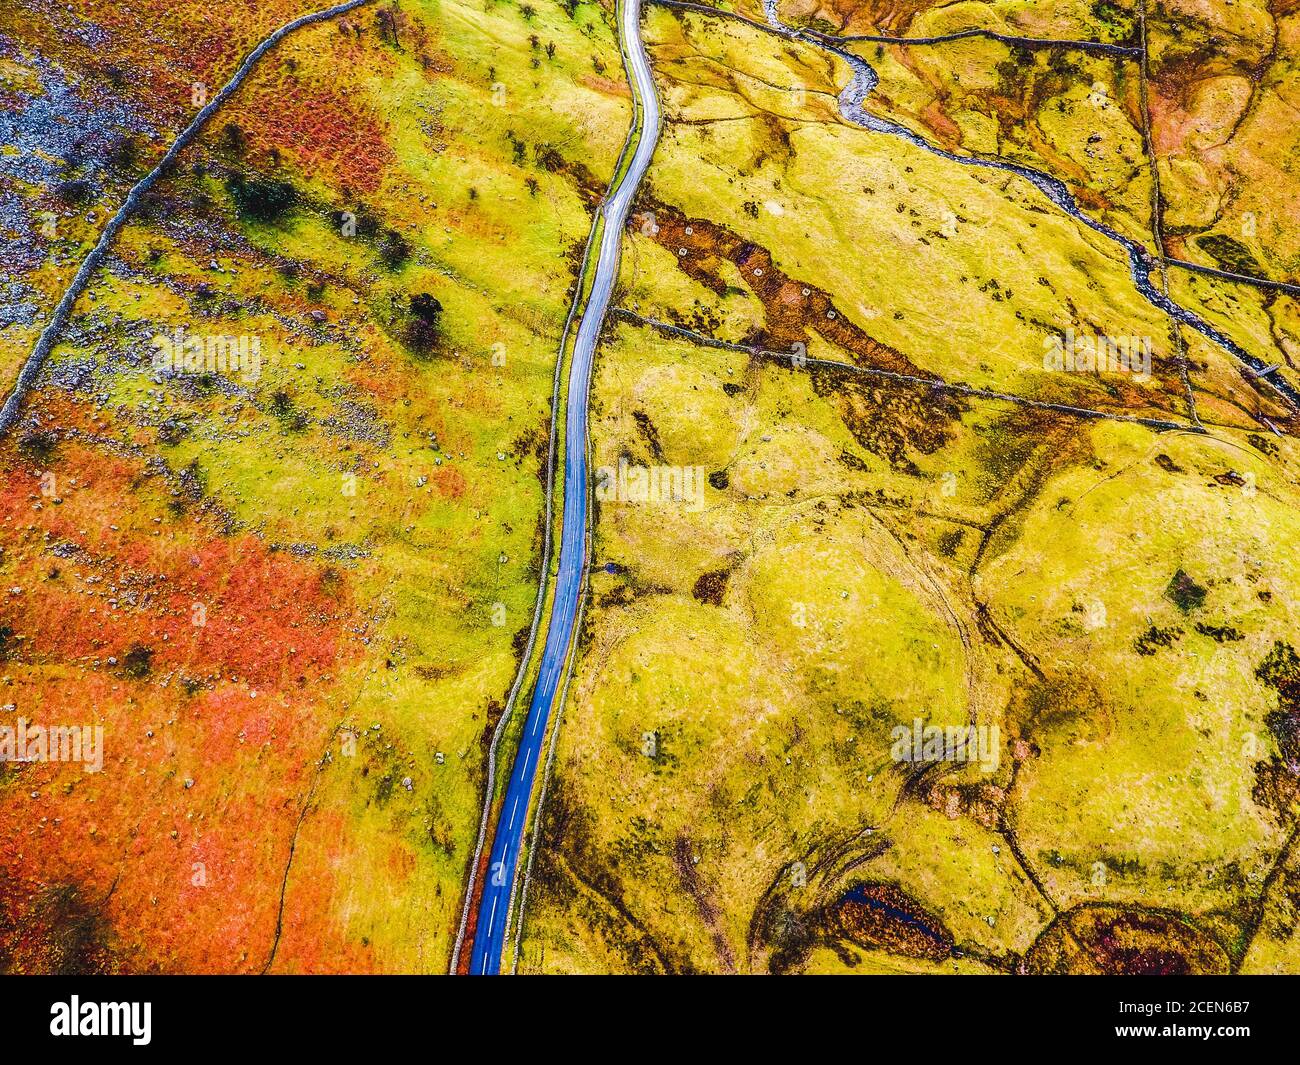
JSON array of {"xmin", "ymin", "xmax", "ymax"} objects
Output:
[
  {"xmin": 0, "ymin": 0, "xmax": 627, "ymax": 973},
  {"xmin": 512, "ymin": 0, "xmax": 1300, "ymax": 974},
  {"xmin": 4, "ymin": 0, "xmax": 1300, "ymax": 978}
]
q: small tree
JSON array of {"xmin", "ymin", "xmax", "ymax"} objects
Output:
[
  {"xmin": 220, "ymin": 122, "xmax": 248, "ymax": 158},
  {"xmin": 54, "ymin": 178, "xmax": 92, "ymax": 205},
  {"xmin": 109, "ymin": 134, "xmax": 140, "ymax": 172},
  {"xmin": 379, "ymin": 229, "xmax": 411, "ymax": 269},
  {"xmin": 408, "ymin": 293, "xmax": 444, "ymax": 354},
  {"xmin": 227, "ymin": 174, "xmax": 296, "ymax": 223}
]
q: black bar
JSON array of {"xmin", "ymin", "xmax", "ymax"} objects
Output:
[{"xmin": 2, "ymin": 974, "xmax": 1295, "ymax": 1051}]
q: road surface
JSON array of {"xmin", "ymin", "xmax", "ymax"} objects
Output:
[{"xmin": 467, "ymin": 0, "xmax": 661, "ymax": 974}]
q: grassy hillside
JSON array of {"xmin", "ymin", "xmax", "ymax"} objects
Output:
[{"xmin": 0, "ymin": 0, "xmax": 628, "ymax": 973}]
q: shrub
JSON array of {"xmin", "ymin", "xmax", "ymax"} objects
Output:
[
  {"xmin": 226, "ymin": 174, "xmax": 296, "ymax": 223},
  {"xmin": 407, "ymin": 293, "xmax": 444, "ymax": 353},
  {"xmin": 54, "ymin": 178, "xmax": 92, "ymax": 205}
]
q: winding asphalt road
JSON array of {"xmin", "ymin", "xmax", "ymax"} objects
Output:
[{"xmin": 468, "ymin": 0, "xmax": 661, "ymax": 975}]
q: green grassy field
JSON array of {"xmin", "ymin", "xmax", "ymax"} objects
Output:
[
  {"xmin": 514, "ymin": 0, "xmax": 1300, "ymax": 974},
  {"xmin": 5, "ymin": 0, "xmax": 1300, "ymax": 977},
  {"xmin": 0, "ymin": 0, "xmax": 628, "ymax": 973}
]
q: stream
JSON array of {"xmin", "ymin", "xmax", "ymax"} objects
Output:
[{"xmin": 760, "ymin": 0, "xmax": 1299, "ymax": 411}]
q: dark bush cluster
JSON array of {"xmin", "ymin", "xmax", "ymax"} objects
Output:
[
  {"xmin": 407, "ymin": 293, "xmax": 444, "ymax": 354},
  {"xmin": 227, "ymin": 174, "xmax": 296, "ymax": 223}
]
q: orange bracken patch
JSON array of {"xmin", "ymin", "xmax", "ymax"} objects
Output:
[{"xmin": 0, "ymin": 390, "xmax": 368, "ymax": 972}]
